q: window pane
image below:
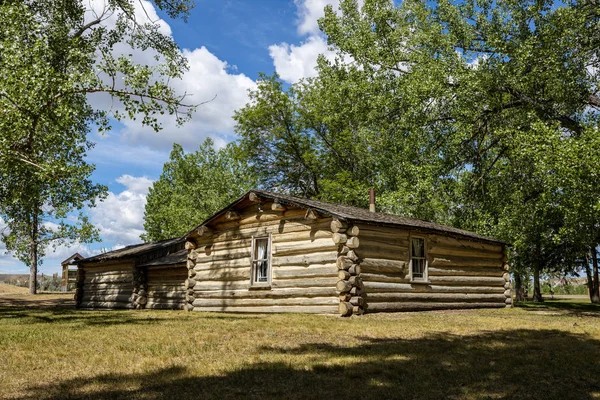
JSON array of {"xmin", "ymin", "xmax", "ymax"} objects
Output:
[
  {"xmin": 412, "ymin": 238, "xmax": 424, "ymax": 258},
  {"xmin": 257, "ymin": 260, "xmax": 268, "ymax": 282},
  {"xmin": 254, "ymin": 238, "xmax": 268, "ymax": 260},
  {"xmin": 412, "ymin": 259, "xmax": 425, "ymax": 278}
]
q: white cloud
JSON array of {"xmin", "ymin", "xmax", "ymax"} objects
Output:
[
  {"xmin": 118, "ymin": 46, "xmax": 255, "ymax": 151},
  {"xmin": 269, "ymin": 36, "xmax": 333, "ymax": 83},
  {"xmin": 269, "ymin": 0, "xmax": 352, "ymax": 83},
  {"xmin": 83, "ymin": 1, "xmax": 255, "ymax": 153},
  {"xmin": 88, "ymin": 175, "xmax": 154, "ymax": 246}
]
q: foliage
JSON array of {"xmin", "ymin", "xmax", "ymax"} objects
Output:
[
  {"xmin": 234, "ymin": 0, "xmax": 600, "ymax": 300},
  {"xmin": 142, "ymin": 139, "xmax": 255, "ymax": 241},
  {"xmin": 0, "ymin": 0, "xmax": 196, "ymax": 293}
]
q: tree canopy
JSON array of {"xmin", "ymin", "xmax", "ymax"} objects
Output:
[
  {"xmin": 0, "ymin": 0, "xmax": 196, "ymax": 293},
  {"xmin": 143, "ymin": 139, "xmax": 255, "ymax": 242},
  {"xmin": 234, "ymin": 0, "xmax": 600, "ymax": 301}
]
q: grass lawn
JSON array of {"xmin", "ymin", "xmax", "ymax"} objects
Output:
[
  {"xmin": 0, "ymin": 294, "xmax": 599, "ymax": 400},
  {"xmin": 0, "ymin": 283, "xmax": 29, "ymax": 295}
]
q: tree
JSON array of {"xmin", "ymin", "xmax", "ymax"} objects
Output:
[
  {"xmin": 235, "ymin": 0, "xmax": 600, "ymax": 300},
  {"xmin": 142, "ymin": 139, "xmax": 255, "ymax": 241},
  {"xmin": 0, "ymin": 0, "xmax": 196, "ymax": 294}
]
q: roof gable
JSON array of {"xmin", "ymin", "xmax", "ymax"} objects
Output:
[{"xmin": 186, "ymin": 190, "xmax": 507, "ymax": 245}]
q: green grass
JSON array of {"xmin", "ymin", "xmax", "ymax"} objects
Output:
[{"xmin": 1, "ymin": 294, "xmax": 600, "ymax": 399}]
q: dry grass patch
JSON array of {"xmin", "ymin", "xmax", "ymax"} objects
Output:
[
  {"xmin": 0, "ymin": 284, "xmax": 29, "ymax": 295},
  {"xmin": 0, "ymin": 295, "xmax": 599, "ymax": 399}
]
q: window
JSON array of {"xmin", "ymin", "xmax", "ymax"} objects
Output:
[
  {"xmin": 410, "ymin": 237, "xmax": 427, "ymax": 281},
  {"xmin": 251, "ymin": 236, "xmax": 271, "ymax": 285}
]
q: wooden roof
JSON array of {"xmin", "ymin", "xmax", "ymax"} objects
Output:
[
  {"xmin": 188, "ymin": 190, "xmax": 507, "ymax": 245},
  {"xmin": 137, "ymin": 249, "xmax": 187, "ymax": 268},
  {"xmin": 75, "ymin": 237, "xmax": 184, "ymax": 264}
]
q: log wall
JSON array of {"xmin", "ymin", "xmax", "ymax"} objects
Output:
[
  {"xmin": 77, "ymin": 262, "xmax": 136, "ymax": 309},
  {"xmin": 186, "ymin": 202, "xmax": 339, "ymax": 314},
  {"xmin": 353, "ymin": 223, "xmax": 511, "ymax": 312},
  {"xmin": 146, "ymin": 265, "xmax": 187, "ymax": 310}
]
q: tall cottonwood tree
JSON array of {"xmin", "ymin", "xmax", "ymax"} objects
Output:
[
  {"xmin": 142, "ymin": 139, "xmax": 255, "ymax": 241},
  {"xmin": 235, "ymin": 0, "xmax": 600, "ymax": 301},
  {"xmin": 0, "ymin": 0, "xmax": 196, "ymax": 294}
]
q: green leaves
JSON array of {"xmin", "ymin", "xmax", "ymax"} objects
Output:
[{"xmin": 142, "ymin": 140, "xmax": 256, "ymax": 241}]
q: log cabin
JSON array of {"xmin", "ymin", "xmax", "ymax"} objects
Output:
[
  {"xmin": 184, "ymin": 190, "xmax": 511, "ymax": 316},
  {"xmin": 74, "ymin": 238, "xmax": 187, "ymax": 310}
]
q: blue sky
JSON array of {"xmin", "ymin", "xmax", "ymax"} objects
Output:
[{"xmin": 0, "ymin": 0, "xmax": 344, "ymax": 275}]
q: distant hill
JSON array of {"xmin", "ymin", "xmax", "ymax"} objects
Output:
[{"xmin": 0, "ymin": 283, "xmax": 29, "ymax": 294}]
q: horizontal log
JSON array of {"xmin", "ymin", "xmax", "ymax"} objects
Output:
[
  {"xmin": 348, "ymin": 264, "xmax": 361, "ymax": 275},
  {"xmin": 147, "ymin": 269, "xmax": 188, "ymax": 278},
  {"xmin": 83, "ymin": 283, "xmax": 134, "ymax": 290},
  {"xmin": 194, "ymin": 257, "xmax": 251, "ymax": 270},
  {"xmin": 83, "ymin": 269, "xmax": 134, "ymax": 277},
  {"xmin": 192, "ymin": 287, "xmax": 338, "ymax": 299},
  {"xmin": 195, "ymin": 249, "xmax": 251, "ymax": 264},
  {"xmin": 333, "ymin": 233, "xmax": 347, "ymax": 244},
  {"xmin": 339, "ymin": 301, "xmax": 353, "ymax": 316},
  {"xmin": 273, "ymin": 251, "xmax": 337, "ymax": 267},
  {"xmin": 430, "ymin": 257, "xmax": 503, "ymax": 268},
  {"xmin": 80, "ymin": 264, "xmax": 134, "ymax": 273},
  {"xmin": 346, "ymin": 237, "xmax": 359, "ymax": 249},
  {"xmin": 145, "ymin": 303, "xmax": 185, "ymax": 310},
  {"xmin": 78, "ymin": 301, "xmax": 135, "ymax": 309},
  {"xmin": 360, "ymin": 258, "xmax": 406, "ymax": 274},
  {"xmin": 273, "ymin": 230, "xmax": 332, "ymax": 243},
  {"xmin": 81, "ymin": 294, "xmax": 133, "ymax": 303},
  {"xmin": 365, "ymin": 292, "xmax": 506, "ymax": 303},
  {"xmin": 331, "ymin": 219, "xmax": 348, "ymax": 233},
  {"xmin": 272, "ymin": 265, "xmax": 337, "ymax": 279},
  {"xmin": 336, "ymin": 256, "xmax": 353, "ymax": 270},
  {"xmin": 362, "ymin": 281, "xmax": 505, "ymax": 293},
  {"xmin": 193, "ymin": 282, "xmax": 250, "ymax": 291},
  {"xmin": 199, "ymin": 220, "xmax": 331, "ymax": 244},
  {"xmin": 428, "ymin": 267, "xmax": 503, "ymax": 277},
  {"xmin": 274, "ymin": 238, "xmax": 337, "ymax": 256},
  {"xmin": 428, "ymin": 245, "xmax": 503, "ymax": 260},
  {"xmin": 79, "ymin": 289, "xmax": 132, "ymax": 296},
  {"xmin": 193, "ymin": 268, "xmax": 250, "ymax": 281},
  {"xmin": 196, "ymin": 226, "xmax": 213, "ymax": 237},
  {"xmin": 366, "ymin": 302, "xmax": 506, "ymax": 313},
  {"xmin": 198, "ymin": 238, "xmax": 252, "ymax": 255},
  {"xmin": 353, "ymin": 306, "xmax": 364, "ymax": 315},
  {"xmin": 336, "ymin": 280, "xmax": 352, "ymax": 293},
  {"xmin": 84, "ymin": 276, "xmax": 133, "ymax": 284},
  {"xmin": 347, "ymin": 226, "xmax": 360, "ymax": 236},
  {"xmin": 357, "ymin": 225, "xmax": 409, "ymax": 239},
  {"xmin": 186, "ymin": 278, "xmax": 197, "ymax": 289},
  {"xmin": 428, "ymin": 234, "xmax": 503, "ymax": 253},
  {"xmin": 358, "ymin": 235, "xmax": 409, "ymax": 248},
  {"xmin": 146, "ymin": 293, "xmax": 186, "ymax": 299},
  {"xmin": 349, "ymin": 296, "xmax": 365, "ymax": 307},
  {"xmin": 338, "ymin": 270, "xmax": 351, "ymax": 280},
  {"xmin": 192, "ymin": 305, "xmax": 339, "ymax": 314},
  {"xmin": 272, "ymin": 277, "xmax": 338, "ymax": 289},
  {"xmin": 360, "ymin": 273, "xmax": 408, "ymax": 284},
  {"xmin": 192, "ymin": 297, "xmax": 339, "ymax": 308},
  {"xmin": 427, "ymin": 276, "xmax": 506, "ymax": 286}
]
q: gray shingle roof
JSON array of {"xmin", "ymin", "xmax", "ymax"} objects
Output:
[
  {"xmin": 76, "ymin": 237, "xmax": 184, "ymax": 264},
  {"xmin": 189, "ymin": 190, "xmax": 507, "ymax": 245},
  {"xmin": 137, "ymin": 249, "xmax": 187, "ymax": 267}
]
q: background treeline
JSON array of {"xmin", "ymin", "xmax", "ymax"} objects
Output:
[{"xmin": 143, "ymin": 0, "xmax": 600, "ymax": 303}]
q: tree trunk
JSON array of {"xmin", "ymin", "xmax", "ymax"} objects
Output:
[
  {"xmin": 590, "ymin": 248, "xmax": 600, "ymax": 304},
  {"xmin": 514, "ymin": 273, "xmax": 525, "ymax": 302},
  {"xmin": 532, "ymin": 242, "xmax": 543, "ymax": 302},
  {"xmin": 28, "ymin": 213, "xmax": 38, "ymax": 295}
]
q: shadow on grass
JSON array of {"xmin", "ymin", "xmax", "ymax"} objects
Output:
[
  {"xmin": 516, "ymin": 299, "xmax": 600, "ymax": 317},
  {"xmin": 15, "ymin": 329, "xmax": 600, "ymax": 400}
]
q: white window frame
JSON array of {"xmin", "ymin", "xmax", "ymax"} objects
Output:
[
  {"xmin": 250, "ymin": 234, "xmax": 272, "ymax": 288},
  {"xmin": 409, "ymin": 234, "xmax": 428, "ymax": 283}
]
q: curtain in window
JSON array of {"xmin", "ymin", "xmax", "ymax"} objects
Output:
[{"xmin": 255, "ymin": 238, "xmax": 269, "ymax": 282}]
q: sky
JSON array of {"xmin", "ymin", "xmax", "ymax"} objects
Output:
[{"xmin": 0, "ymin": 0, "xmax": 345, "ymax": 275}]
